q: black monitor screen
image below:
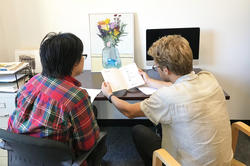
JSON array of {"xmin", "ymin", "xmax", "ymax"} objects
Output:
[{"xmin": 146, "ymin": 27, "xmax": 200, "ymax": 60}]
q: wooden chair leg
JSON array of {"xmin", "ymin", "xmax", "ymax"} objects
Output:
[
  {"xmin": 153, "ymin": 151, "xmax": 163, "ymax": 166},
  {"xmin": 153, "ymin": 149, "xmax": 181, "ymax": 166},
  {"xmin": 232, "ymin": 123, "xmax": 239, "ymax": 154}
]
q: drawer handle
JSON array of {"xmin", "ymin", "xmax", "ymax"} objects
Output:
[{"xmin": 0, "ymin": 103, "xmax": 6, "ymax": 108}]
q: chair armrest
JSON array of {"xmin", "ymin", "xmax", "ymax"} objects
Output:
[
  {"xmin": 72, "ymin": 131, "xmax": 107, "ymax": 166},
  {"xmin": 232, "ymin": 122, "xmax": 250, "ymax": 153},
  {"xmin": 0, "ymin": 141, "xmax": 12, "ymax": 151},
  {"xmin": 72, "ymin": 151, "xmax": 90, "ymax": 166},
  {"xmin": 153, "ymin": 148, "xmax": 181, "ymax": 166},
  {"xmin": 231, "ymin": 158, "xmax": 246, "ymax": 166},
  {"xmin": 232, "ymin": 122, "xmax": 250, "ymax": 136}
]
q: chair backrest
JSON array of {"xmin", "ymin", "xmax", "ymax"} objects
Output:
[
  {"xmin": 231, "ymin": 122, "xmax": 250, "ymax": 166},
  {"xmin": 152, "ymin": 121, "xmax": 250, "ymax": 166},
  {"xmin": 0, "ymin": 128, "xmax": 74, "ymax": 166}
]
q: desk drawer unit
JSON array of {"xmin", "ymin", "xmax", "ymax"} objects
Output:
[
  {"xmin": 0, "ymin": 92, "xmax": 16, "ymax": 117},
  {"xmin": 0, "ymin": 99, "xmax": 10, "ymax": 164},
  {"xmin": 0, "ymin": 93, "xmax": 13, "ymax": 165}
]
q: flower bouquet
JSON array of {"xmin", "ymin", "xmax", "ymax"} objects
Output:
[
  {"xmin": 97, "ymin": 14, "xmax": 127, "ymax": 68},
  {"xmin": 97, "ymin": 14, "xmax": 127, "ymax": 47}
]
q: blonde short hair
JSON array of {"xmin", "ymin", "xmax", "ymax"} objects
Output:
[{"xmin": 148, "ymin": 35, "xmax": 193, "ymax": 75}]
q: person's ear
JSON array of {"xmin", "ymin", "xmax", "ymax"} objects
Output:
[{"xmin": 162, "ymin": 67, "xmax": 169, "ymax": 75}]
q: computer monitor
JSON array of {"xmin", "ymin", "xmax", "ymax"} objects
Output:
[{"xmin": 146, "ymin": 27, "xmax": 200, "ymax": 66}]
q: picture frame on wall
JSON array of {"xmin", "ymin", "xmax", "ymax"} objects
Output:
[{"xmin": 89, "ymin": 13, "xmax": 134, "ymax": 72}]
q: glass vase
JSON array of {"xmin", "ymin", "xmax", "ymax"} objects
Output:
[{"xmin": 102, "ymin": 45, "xmax": 121, "ymax": 69}]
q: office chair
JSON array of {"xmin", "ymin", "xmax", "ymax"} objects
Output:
[
  {"xmin": 0, "ymin": 128, "xmax": 107, "ymax": 166},
  {"xmin": 152, "ymin": 121, "xmax": 250, "ymax": 166}
]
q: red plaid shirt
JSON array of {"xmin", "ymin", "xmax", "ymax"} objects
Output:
[{"xmin": 8, "ymin": 74, "xmax": 100, "ymax": 165}]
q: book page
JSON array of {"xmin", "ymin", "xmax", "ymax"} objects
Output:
[
  {"xmin": 120, "ymin": 63, "xmax": 145, "ymax": 89},
  {"xmin": 101, "ymin": 68, "xmax": 127, "ymax": 92}
]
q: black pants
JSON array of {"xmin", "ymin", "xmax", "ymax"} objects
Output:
[
  {"xmin": 86, "ymin": 135, "xmax": 107, "ymax": 166},
  {"xmin": 83, "ymin": 105, "xmax": 106, "ymax": 166},
  {"xmin": 132, "ymin": 124, "xmax": 162, "ymax": 166}
]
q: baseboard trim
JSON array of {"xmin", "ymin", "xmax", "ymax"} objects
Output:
[
  {"xmin": 97, "ymin": 119, "xmax": 154, "ymax": 127},
  {"xmin": 230, "ymin": 120, "xmax": 250, "ymax": 126},
  {"xmin": 97, "ymin": 119, "xmax": 250, "ymax": 127}
]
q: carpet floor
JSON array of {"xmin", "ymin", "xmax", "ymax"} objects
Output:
[{"xmin": 101, "ymin": 126, "xmax": 250, "ymax": 166}]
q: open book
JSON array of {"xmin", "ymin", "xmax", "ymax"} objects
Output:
[{"xmin": 101, "ymin": 63, "xmax": 145, "ymax": 92}]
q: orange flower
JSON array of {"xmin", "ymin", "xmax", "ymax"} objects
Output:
[{"xmin": 98, "ymin": 21, "xmax": 106, "ymax": 25}]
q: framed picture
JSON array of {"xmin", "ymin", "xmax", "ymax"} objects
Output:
[{"xmin": 89, "ymin": 13, "xmax": 134, "ymax": 72}]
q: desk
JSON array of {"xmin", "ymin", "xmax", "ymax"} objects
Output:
[{"xmin": 76, "ymin": 69, "xmax": 230, "ymax": 100}]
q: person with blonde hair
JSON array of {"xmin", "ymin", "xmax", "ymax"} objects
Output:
[{"xmin": 101, "ymin": 35, "xmax": 233, "ymax": 166}]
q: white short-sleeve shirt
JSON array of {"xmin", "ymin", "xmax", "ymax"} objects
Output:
[{"xmin": 140, "ymin": 71, "xmax": 233, "ymax": 166}]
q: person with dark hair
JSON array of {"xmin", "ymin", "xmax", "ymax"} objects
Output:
[
  {"xmin": 101, "ymin": 35, "xmax": 232, "ymax": 166},
  {"xmin": 40, "ymin": 32, "xmax": 83, "ymax": 78},
  {"xmin": 8, "ymin": 32, "xmax": 106, "ymax": 166}
]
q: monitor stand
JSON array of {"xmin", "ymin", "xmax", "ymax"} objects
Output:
[{"xmin": 146, "ymin": 60, "xmax": 154, "ymax": 67}]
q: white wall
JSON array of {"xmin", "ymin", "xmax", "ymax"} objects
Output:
[{"xmin": 0, "ymin": 0, "xmax": 249, "ymax": 119}]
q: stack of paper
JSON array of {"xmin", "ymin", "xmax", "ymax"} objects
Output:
[
  {"xmin": 0, "ymin": 78, "xmax": 26, "ymax": 92},
  {"xmin": 0, "ymin": 62, "xmax": 28, "ymax": 92},
  {"xmin": 0, "ymin": 74, "xmax": 26, "ymax": 82},
  {"xmin": 0, "ymin": 62, "xmax": 28, "ymax": 74}
]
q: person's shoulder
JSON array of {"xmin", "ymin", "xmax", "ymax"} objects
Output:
[
  {"xmin": 25, "ymin": 73, "xmax": 41, "ymax": 83},
  {"xmin": 153, "ymin": 86, "xmax": 178, "ymax": 100},
  {"xmin": 19, "ymin": 74, "xmax": 42, "ymax": 90},
  {"xmin": 65, "ymin": 84, "xmax": 89, "ymax": 101},
  {"xmin": 197, "ymin": 71, "xmax": 220, "ymax": 85},
  {"xmin": 46, "ymin": 77, "xmax": 89, "ymax": 103},
  {"xmin": 74, "ymin": 87, "xmax": 89, "ymax": 98},
  {"xmin": 57, "ymin": 85, "xmax": 90, "ymax": 110},
  {"xmin": 197, "ymin": 71, "xmax": 217, "ymax": 79}
]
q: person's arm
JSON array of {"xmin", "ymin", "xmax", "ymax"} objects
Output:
[
  {"xmin": 139, "ymin": 69, "xmax": 172, "ymax": 89},
  {"xmin": 71, "ymin": 89, "xmax": 100, "ymax": 152},
  {"xmin": 101, "ymin": 82, "xmax": 145, "ymax": 118}
]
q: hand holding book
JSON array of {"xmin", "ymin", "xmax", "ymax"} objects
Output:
[{"xmin": 101, "ymin": 82, "xmax": 113, "ymax": 100}]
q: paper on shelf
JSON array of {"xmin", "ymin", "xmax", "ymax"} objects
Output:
[
  {"xmin": 0, "ymin": 74, "xmax": 26, "ymax": 82},
  {"xmin": 81, "ymin": 88, "xmax": 101, "ymax": 103},
  {"xmin": 0, "ymin": 62, "xmax": 29, "ymax": 74},
  {"xmin": 0, "ymin": 76, "xmax": 26, "ymax": 92}
]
